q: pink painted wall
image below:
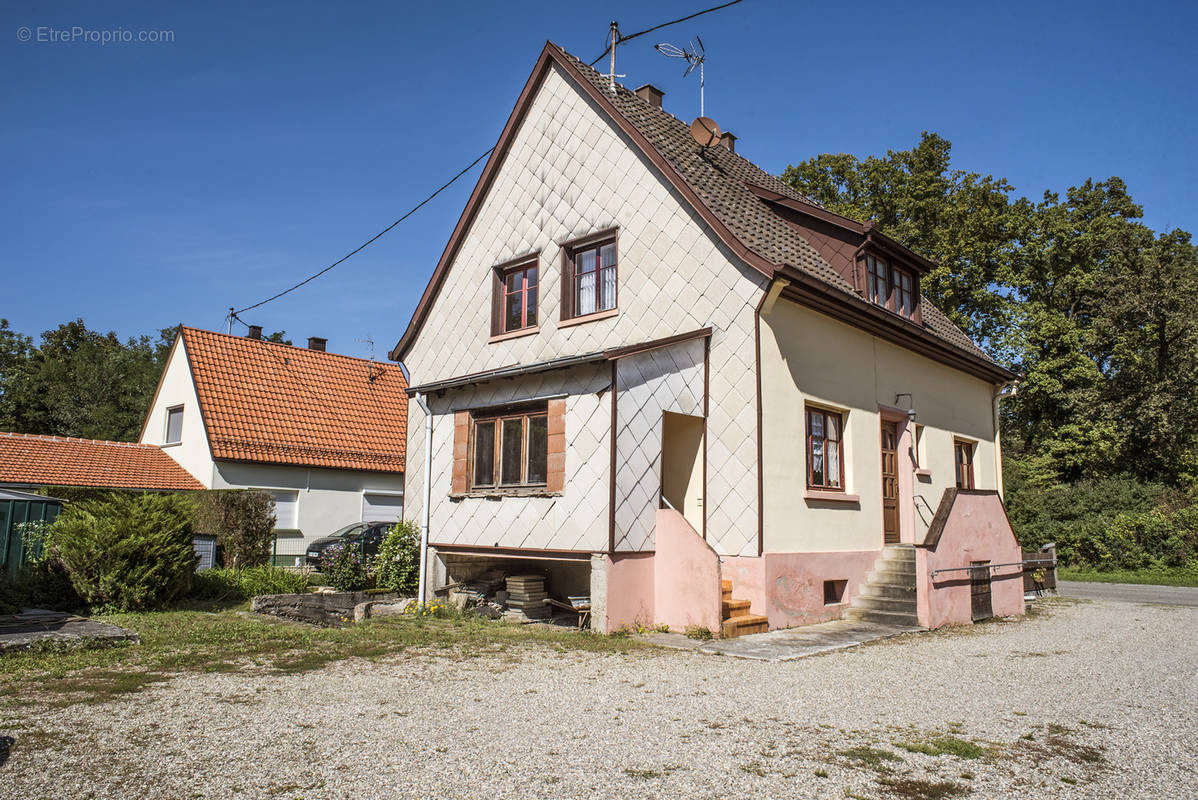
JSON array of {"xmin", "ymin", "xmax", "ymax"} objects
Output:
[
  {"xmin": 653, "ymin": 509, "xmax": 722, "ymax": 634},
  {"xmin": 723, "ymin": 549, "xmax": 881, "ymax": 629},
  {"xmin": 603, "ymin": 553, "xmax": 654, "ymax": 632},
  {"xmin": 916, "ymin": 491, "xmax": 1025, "ymax": 629}
]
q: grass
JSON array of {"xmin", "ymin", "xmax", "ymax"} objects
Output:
[
  {"xmin": 894, "ymin": 736, "xmax": 995, "ymax": 760},
  {"xmin": 877, "ymin": 777, "xmax": 969, "ymax": 799},
  {"xmin": 0, "ymin": 601, "xmax": 650, "ymax": 706},
  {"xmin": 1058, "ymin": 566, "xmax": 1198, "ymax": 587},
  {"xmin": 838, "ymin": 746, "xmax": 904, "ymax": 770}
]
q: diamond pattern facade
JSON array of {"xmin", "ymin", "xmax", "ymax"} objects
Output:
[{"xmin": 405, "ymin": 63, "xmax": 765, "ymax": 558}]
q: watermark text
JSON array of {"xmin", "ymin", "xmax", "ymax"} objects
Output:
[{"xmin": 16, "ymin": 26, "xmax": 175, "ymax": 45}]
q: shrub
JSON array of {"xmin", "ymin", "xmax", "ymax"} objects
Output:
[
  {"xmin": 193, "ymin": 490, "xmax": 277, "ymax": 568},
  {"xmin": 189, "ymin": 566, "xmax": 308, "ymax": 601},
  {"xmin": 50, "ymin": 492, "xmax": 195, "ymax": 611},
  {"xmin": 373, "ymin": 520, "xmax": 420, "ymax": 595},
  {"xmin": 321, "ymin": 542, "xmax": 367, "ymax": 591}
]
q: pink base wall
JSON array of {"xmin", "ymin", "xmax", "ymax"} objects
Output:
[
  {"xmin": 653, "ymin": 509, "xmax": 723, "ymax": 634},
  {"xmin": 917, "ymin": 492, "xmax": 1025, "ymax": 629},
  {"xmin": 604, "ymin": 553, "xmax": 654, "ymax": 631},
  {"xmin": 723, "ymin": 550, "xmax": 881, "ymax": 629}
]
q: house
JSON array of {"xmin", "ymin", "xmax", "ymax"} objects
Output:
[
  {"xmin": 140, "ymin": 326, "xmax": 408, "ymax": 565},
  {"xmin": 0, "ymin": 432, "xmax": 204, "ymax": 574},
  {"xmin": 391, "ymin": 43, "xmax": 1024, "ymax": 634}
]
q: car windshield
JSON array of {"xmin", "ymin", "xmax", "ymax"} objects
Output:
[{"xmin": 329, "ymin": 523, "xmax": 367, "ymax": 539}]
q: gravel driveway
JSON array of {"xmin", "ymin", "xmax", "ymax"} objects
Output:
[{"xmin": 3, "ymin": 599, "xmax": 1195, "ymax": 799}]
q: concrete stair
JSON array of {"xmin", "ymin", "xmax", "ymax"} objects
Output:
[
  {"xmin": 845, "ymin": 545, "xmax": 920, "ymax": 626},
  {"xmin": 720, "ymin": 579, "xmax": 768, "ymax": 638}
]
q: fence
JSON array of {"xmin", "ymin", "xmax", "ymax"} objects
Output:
[{"xmin": 1022, "ymin": 544, "xmax": 1058, "ymax": 595}]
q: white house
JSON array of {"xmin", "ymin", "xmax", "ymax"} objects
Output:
[
  {"xmin": 391, "ymin": 44, "xmax": 1024, "ymax": 634},
  {"xmin": 141, "ymin": 326, "xmax": 407, "ymax": 565}
]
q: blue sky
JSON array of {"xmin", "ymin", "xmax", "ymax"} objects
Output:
[{"xmin": 3, "ymin": 0, "xmax": 1196, "ymax": 360}]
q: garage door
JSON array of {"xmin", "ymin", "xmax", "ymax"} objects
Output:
[{"xmin": 362, "ymin": 493, "xmax": 403, "ymax": 523}]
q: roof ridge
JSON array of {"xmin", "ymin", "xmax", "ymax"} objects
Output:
[
  {"xmin": 181, "ymin": 326, "xmax": 407, "ymax": 374},
  {"xmin": 0, "ymin": 431, "xmax": 160, "ymax": 449}
]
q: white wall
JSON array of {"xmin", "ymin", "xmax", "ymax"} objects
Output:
[
  {"xmin": 139, "ymin": 337, "xmax": 214, "ymax": 486},
  {"xmin": 760, "ymin": 299, "xmax": 999, "ymax": 554},
  {"xmin": 212, "ymin": 461, "xmax": 404, "ymax": 558},
  {"xmin": 402, "ymin": 63, "xmax": 765, "ymax": 556}
]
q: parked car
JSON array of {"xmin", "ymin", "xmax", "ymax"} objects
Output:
[{"xmin": 305, "ymin": 522, "xmax": 395, "ymax": 567}]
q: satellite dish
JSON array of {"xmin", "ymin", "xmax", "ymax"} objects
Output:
[{"xmin": 690, "ymin": 116, "xmax": 721, "ymax": 147}]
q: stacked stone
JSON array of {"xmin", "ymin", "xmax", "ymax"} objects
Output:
[{"xmin": 504, "ymin": 574, "xmax": 550, "ymax": 620}]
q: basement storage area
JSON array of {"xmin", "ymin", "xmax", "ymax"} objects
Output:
[{"xmin": 426, "ymin": 548, "xmax": 594, "ymax": 626}]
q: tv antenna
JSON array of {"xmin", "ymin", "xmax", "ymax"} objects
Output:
[{"xmin": 654, "ymin": 37, "xmax": 707, "ymax": 116}]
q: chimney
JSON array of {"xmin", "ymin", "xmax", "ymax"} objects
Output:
[
  {"xmin": 247, "ymin": 325, "xmax": 262, "ymax": 340},
  {"xmin": 718, "ymin": 131, "xmax": 737, "ymax": 152},
  {"xmin": 634, "ymin": 83, "xmax": 665, "ymax": 109},
  {"xmin": 307, "ymin": 336, "xmax": 327, "ymax": 352}
]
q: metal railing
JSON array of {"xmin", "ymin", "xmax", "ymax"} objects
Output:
[{"xmin": 930, "ymin": 557, "xmax": 1057, "ymax": 580}]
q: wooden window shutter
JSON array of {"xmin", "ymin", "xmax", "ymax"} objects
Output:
[
  {"xmin": 546, "ymin": 398, "xmax": 566, "ymax": 493},
  {"xmin": 452, "ymin": 411, "xmax": 470, "ymax": 494},
  {"xmin": 490, "ymin": 269, "xmax": 503, "ymax": 337}
]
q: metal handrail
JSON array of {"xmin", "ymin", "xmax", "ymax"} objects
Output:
[{"xmin": 930, "ymin": 557, "xmax": 1056, "ymax": 580}]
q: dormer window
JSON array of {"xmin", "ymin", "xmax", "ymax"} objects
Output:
[{"xmin": 865, "ymin": 254, "xmax": 916, "ymax": 320}]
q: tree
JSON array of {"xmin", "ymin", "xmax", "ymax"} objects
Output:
[
  {"xmin": 0, "ymin": 320, "xmax": 177, "ymax": 441},
  {"xmin": 783, "ymin": 132, "xmax": 1027, "ymax": 355}
]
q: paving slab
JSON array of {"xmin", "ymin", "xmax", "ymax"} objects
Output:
[
  {"xmin": 0, "ymin": 609, "xmax": 138, "ymax": 652},
  {"xmin": 641, "ymin": 618, "xmax": 924, "ymax": 662}
]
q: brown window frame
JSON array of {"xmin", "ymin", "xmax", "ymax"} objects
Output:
[
  {"xmin": 806, "ymin": 406, "xmax": 846, "ymax": 491},
  {"xmin": 865, "ymin": 253, "xmax": 917, "ymax": 320},
  {"xmin": 469, "ymin": 403, "xmax": 549, "ymax": 490},
  {"xmin": 489, "ymin": 255, "xmax": 540, "ymax": 337},
  {"xmin": 954, "ymin": 439, "xmax": 975, "ymax": 489},
  {"xmin": 560, "ymin": 230, "xmax": 618, "ymax": 322}
]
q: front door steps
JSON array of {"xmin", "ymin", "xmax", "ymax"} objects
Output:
[
  {"xmin": 721, "ymin": 579, "xmax": 768, "ymax": 638},
  {"xmin": 844, "ymin": 544, "xmax": 920, "ymax": 626}
]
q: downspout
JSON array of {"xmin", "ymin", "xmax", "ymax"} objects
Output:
[
  {"xmin": 991, "ymin": 378, "xmax": 1020, "ymax": 499},
  {"xmin": 414, "ymin": 392, "xmax": 433, "ymax": 605}
]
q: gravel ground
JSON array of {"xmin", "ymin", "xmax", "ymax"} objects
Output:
[{"xmin": 3, "ymin": 598, "xmax": 1196, "ymax": 800}]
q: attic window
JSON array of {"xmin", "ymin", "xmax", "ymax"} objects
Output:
[
  {"xmin": 490, "ymin": 256, "xmax": 539, "ymax": 338},
  {"xmin": 165, "ymin": 406, "xmax": 184, "ymax": 445},
  {"xmin": 865, "ymin": 254, "xmax": 917, "ymax": 320},
  {"xmin": 561, "ymin": 231, "xmax": 618, "ymax": 322}
]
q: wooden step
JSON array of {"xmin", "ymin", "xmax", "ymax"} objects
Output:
[
  {"xmin": 721, "ymin": 599, "xmax": 751, "ymax": 620},
  {"xmin": 721, "ymin": 579, "xmax": 732, "ymax": 601},
  {"xmin": 722, "ymin": 614, "xmax": 769, "ymax": 638}
]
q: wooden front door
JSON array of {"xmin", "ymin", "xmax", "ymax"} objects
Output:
[{"xmin": 881, "ymin": 421, "xmax": 900, "ymax": 544}]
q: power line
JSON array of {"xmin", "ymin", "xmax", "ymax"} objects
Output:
[
  {"xmin": 588, "ymin": 0, "xmax": 747, "ymax": 66},
  {"xmin": 232, "ymin": 145, "xmax": 495, "ymax": 317}
]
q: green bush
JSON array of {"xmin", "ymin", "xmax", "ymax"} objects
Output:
[
  {"xmin": 193, "ymin": 489, "xmax": 276, "ymax": 568},
  {"xmin": 321, "ymin": 541, "xmax": 367, "ymax": 591},
  {"xmin": 189, "ymin": 566, "xmax": 308, "ymax": 602},
  {"xmin": 0, "ymin": 562, "xmax": 82, "ymax": 613},
  {"xmin": 50, "ymin": 492, "xmax": 195, "ymax": 611},
  {"xmin": 373, "ymin": 520, "xmax": 420, "ymax": 595}
]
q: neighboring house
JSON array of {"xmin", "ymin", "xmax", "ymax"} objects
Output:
[
  {"xmin": 140, "ymin": 326, "xmax": 407, "ymax": 565},
  {"xmin": 0, "ymin": 432, "xmax": 203, "ymax": 575},
  {"xmin": 392, "ymin": 43, "xmax": 1023, "ymax": 634}
]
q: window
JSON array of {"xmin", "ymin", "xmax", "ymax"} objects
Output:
[
  {"xmin": 864, "ymin": 254, "xmax": 916, "ymax": 319},
  {"xmin": 806, "ymin": 406, "xmax": 844, "ymax": 490},
  {"xmin": 955, "ymin": 440, "xmax": 975, "ymax": 489},
  {"xmin": 165, "ymin": 406, "xmax": 184, "ymax": 444},
  {"xmin": 262, "ymin": 489, "xmax": 299, "ymax": 529},
  {"xmin": 563, "ymin": 236, "xmax": 617, "ymax": 319},
  {"xmin": 470, "ymin": 404, "xmax": 549, "ymax": 489},
  {"xmin": 495, "ymin": 260, "xmax": 538, "ymax": 334}
]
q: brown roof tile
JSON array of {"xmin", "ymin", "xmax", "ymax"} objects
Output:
[
  {"xmin": 0, "ymin": 433, "xmax": 204, "ymax": 490},
  {"xmin": 180, "ymin": 327, "xmax": 407, "ymax": 473},
  {"xmin": 556, "ymin": 47, "xmax": 996, "ymax": 364}
]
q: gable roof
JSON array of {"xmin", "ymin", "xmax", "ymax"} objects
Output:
[
  {"xmin": 391, "ymin": 42, "xmax": 1014, "ymax": 383},
  {"xmin": 177, "ymin": 327, "xmax": 407, "ymax": 473},
  {"xmin": 0, "ymin": 433, "xmax": 204, "ymax": 491}
]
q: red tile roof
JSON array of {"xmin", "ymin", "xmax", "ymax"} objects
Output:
[
  {"xmin": 0, "ymin": 433, "xmax": 204, "ymax": 490},
  {"xmin": 179, "ymin": 327, "xmax": 407, "ymax": 473}
]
